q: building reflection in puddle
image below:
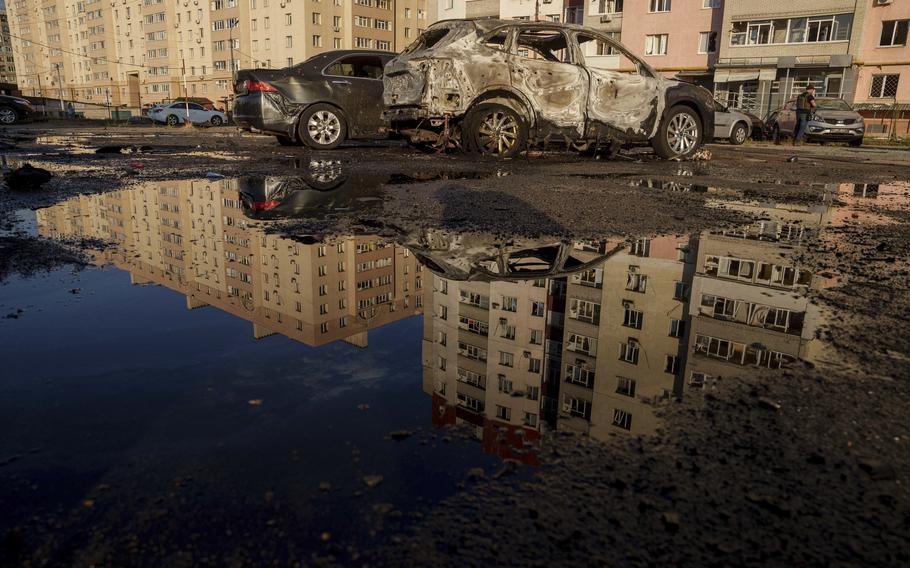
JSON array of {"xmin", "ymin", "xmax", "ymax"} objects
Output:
[
  {"xmin": 35, "ymin": 176, "xmax": 900, "ymax": 462},
  {"xmin": 36, "ymin": 177, "xmax": 425, "ymax": 348}
]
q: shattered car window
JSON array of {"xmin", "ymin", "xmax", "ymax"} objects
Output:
[
  {"xmin": 515, "ymin": 29, "xmax": 572, "ymax": 63},
  {"xmin": 402, "ymin": 27, "xmax": 451, "ymax": 55},
  {"xmin": 576, "ymin": 33, "xmax": 641, "ymax": 74},
  {"xmin": 484, "ymin": 29, "xmax": 510, "ymax": 51},
  {"xmin": 325, "ymin": 55, "xmax": 385, "ymax": 80}
]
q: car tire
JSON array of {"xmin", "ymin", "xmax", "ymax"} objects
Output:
[
  {"xmin": 0, "ymin": 106, "xmax": 18, "ymax": 125},
  {"xmin": 729, "ymin": 122, "xmax": 748, "ymax": 145},
  {"xmin": 463, "ymin": 103, "xmax": 528, "ymax": 158},
  {"xmin": 210, "ymin": 115, "xmax": 224, "ymax": 127},
  {"xmin": 166, "ymin": 114, "xmax": 180, "ymax": 127},
  {"xmin": 849, "ymin": 138, "xmax": 863, "ymax": 148},
  {"xmin": 652, "ymin": 105, "xmax": 702, "ymax": 159},
  {"xmin": 298, "ymin": 104, "xmax": 346, "ymax": 150}
]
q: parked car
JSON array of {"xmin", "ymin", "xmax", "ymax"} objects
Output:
[
  {"xmin": 150, "ymin": 102, "xmax": 227, "ymax": 126},
  {"xmin": 383, "ymin": 20, "xmax": 714, "ymax": 159},
  {"xmin": 0, "ymin": 95, "xmax": 37, "ymax": 125},
  {"xmin": 233, "ymin": 50, "xmax": 395, "ymax": 148},
  {"xmin": 713, "ymin": 101, "xmax": 752, "ymax": 145},
  {"xmin": 768, "ymin": 97, "xmax": 865, "ymax": 146}
]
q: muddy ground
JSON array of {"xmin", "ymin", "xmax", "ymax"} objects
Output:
[{"xmin": 1, "ymin": 123, "xmax": 909, "ymax": 566}]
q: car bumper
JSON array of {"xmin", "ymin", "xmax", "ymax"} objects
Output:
[
  {"xmin": 805, "ymin": 122, "xmax": 864, "ymax": 140},
  {"xmin": 233, "ymin": 93, "xmax": 297, "ymax": 135},
  {"xmin": 384, "ymin": 105, "xmax": 428, "ymax": 124}
]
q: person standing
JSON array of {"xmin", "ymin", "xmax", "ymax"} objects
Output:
[{"xmin": 794, "ymin": 85, "xmax": 817, "ymax": 146}]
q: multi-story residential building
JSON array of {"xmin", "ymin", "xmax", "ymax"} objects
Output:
[
  {"xmin": 558, "ymin": 235, "xmax": 695, "ymax": 437},
  {"xmin": 0, "ymin": 7, "xmax": 17, "ymax": 91},
  {"xmin": 36, "ymin": 179, "xmax": 424, "ymax": 347},
  {"xmin": 684, "ymin": 199, "xmax": 828, "ymax": 389},
  {"xmin": 6, "ymin": 0, "xmax": 430, "ymax": 108},
  {"xmin": 852, "ymin": 1, "xmax": 910, "ymax": 135},
  {"xmin": 714, "ymin": 1, "xmax": 866, "ymax": 114}
]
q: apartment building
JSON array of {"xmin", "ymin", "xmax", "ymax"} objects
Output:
[
  {"xmin": 684, "ymin": 200, "xmax": 828, "ymax": 389},
  {"xmin": 36, "ymin": 179, "xmax": 424, "ymax": 348},
  {"xmin": 6, "ymin": 0, "xmax": 431, "ymax": 107},
  {"xmin": 0, "ymin": 8, "xmax": 17, "ymax": 90},
  {"xmin": 558, "ymin": 235, "xmax": 695, "ymax": 437}
]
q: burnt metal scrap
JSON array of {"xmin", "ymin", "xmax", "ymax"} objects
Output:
[{"xmin": 384, "ymin": 19, "xmax": 714, "ymax": 159}]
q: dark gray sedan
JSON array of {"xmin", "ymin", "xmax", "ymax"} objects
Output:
[{"xmin": 232, "ymin": 50, "xmax": 394, "ymax": 149}]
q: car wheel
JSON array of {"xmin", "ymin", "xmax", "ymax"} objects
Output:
[
  {"xmin": 0, "ymin": 106, "xmax": 18, "ymax": 125},
  {"xmin": 298, "ymin": 104, "xmax": 346, "ymax": 150},
  {"xmin": 730, "ymin": 122, "xmax": 748, "ymax": 145},
  {"xmin": 849, "ymin": 138, "xmax": 863, "ymax": 148},
  {"xmin": 166, "ymin": 114, "xmax": 180, "ymax": 127},
  {"xmin": 652, "ymin": 105, "xmax": 702, "ymax": 159},
  {"xmin": 464, "ymin": 103, "xmax": 527, "ymax": 158},
  {"xmin": 210, "ymin": 115, "xmax": 223, "ymax": 126}
]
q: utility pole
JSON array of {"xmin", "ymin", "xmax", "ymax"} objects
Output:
[
  {"xmin": 36, "ymin": 73, "xmax": 45, "ymax": 116},
  {"xmin": 229, "ymin": 20, "xmax": 236, "ymax": 77},
  {"xmin": 534, "ymin": 0, "xmax": 540, "ymax": 21},
  {"xmin": 55, "ymin": 64, "xmax": 65, "ymax": 112},
  {"xmin": 182, "ymin": 58, "xmax": 190, "ymax": 126}
]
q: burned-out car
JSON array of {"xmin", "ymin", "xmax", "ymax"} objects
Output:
[
  {"xmin": 384, "ymin": 20, "xmax": 714, "ymax": 159},
  {"xmin": 233, "ymin": 50, "xmax": 394, "ymax": 149}
]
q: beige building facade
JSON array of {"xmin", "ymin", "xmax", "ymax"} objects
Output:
[
  {"xmin": 36, "ymin": 179, "xmax": 424, "ymax": 347},
  {"xmin": 6, "ymin": 0, "xmax": 430, "ymax": 108}
]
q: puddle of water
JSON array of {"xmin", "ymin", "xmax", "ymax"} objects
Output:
[{"xmin": 3, "ymin": 173, "xmax": 910, "ymax": 562}]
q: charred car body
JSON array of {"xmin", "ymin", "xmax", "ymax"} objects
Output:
[
  {"xmin": 384, "ymin": 19, "xmax": 714, "ymax": 159},
  {"xmin": 233, "ymin": 51, "xmax": 394, "ymax": 149}
]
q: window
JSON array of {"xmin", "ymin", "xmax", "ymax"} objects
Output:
[
  {"xmin": 354, "ymin": 37, "xmax": 372, "ymax": 48},
  {"xmin": 566, "ymin": 364, "xmax": 595, "ymax": 388},
  {"xmin": 593, "ymin": 0, "xmax": 623, "ymax": 15},
  {"xmin": 674, "ymin": 281, "xmax": 689, "ymax": 301},
  {"xmin": 622, "ymin": 307, "xmax": 643, "ymax": 329},
  {"xmin": 498, "ymin": 375, "xmax": 513, "ymax": 393},
  {"xmin": 632, "ymin": 238, "xmax": 651, "ymax": 257},
  {"xmin": 698, "ymin": 31, "xmax": 717, "ymax": 54},
  {"xmin": 880, "ymin": 20, "xmax": 909, "ymax": 47},
  {"xmin": 499, "ymin": 351, "xmax": 514, "ymax": 367},
  {"xmin": 626, "ymin": 270, "xmax": 647, "ymax": 293},
  {"xmin": 285, "ymin": 13, "xmax": 292, "ymax": 25},
  {"xmin": 502, "ymin": 296, "xmax": 518, "ymax": 312},
  {"xmin": 313, "ymin": 12, "xmax": 322, "ymax": 25},
  {"xmin": 526, "ymin": 386, "xmax": 540, "ymax": 400},
  {"xmin": 619, "ymin": 341, "xmax": 639, "ymax": 364},
  {"xmin": 567, "ymin": 333, "xmax": 597, "ymax": 357},
  {"xmin": 569, "ymin": 298, "xmax": 601, "ymax": 324},
  {"xmin": 457, "ymin": 392, "xmax": 484, "ymax": 412},
  {"xmin": 460, "ymin": 290, "xmax": 489, "ymax": 309},
  {"xmin": 458, "ymin": 315, "xmax": 489, "ymax": 336},
  {"xmin": 731, "ymin": 14, "xmax": 852, "ymax": 46},
  {"xmin": 285, "ymin": 36, "xmax": 293, "ymax": 48},
  {"xmin": 574, "ymin": 267, "xmax": 603, "ymax": 288},
  {"xmin": 870, "ymin": 74, "xmax": 900, "ymax": 99},
  {"xmin": 649, "ymin": 0, "xmax": 670, "ymax": 12},
  {"xmin": 530, "ymin": 329, "xmax": 543, "ymax": 345},
  {"xmin": 458, "ymin": 341, "xmax": 487, "ymax": 361},
  {"xmin": 669, "ymin": 319, "xmax": 685, "ymax": 338},
  {"xmin": 438, "ymin": 356, "xmax": 447, "ymax": 371},
  {"xmin": 703, "ymin": 0, "xmax": 719, "ymax": 7},
  {"xmin": 616, "ymin": 376, "xmax": 635, "ymax": 397},
  {"xmin": 528, "ymin": 358, "xmax": 541, "ymax": 374},
  {"xmin": 645, "ymin": 34, "xmax": 668, "ymax": 56},
  {"xmin": 318, "ymin": 284, "xmax": 327, "ymax": 296},
  {"xmin": 496, "ymin": 405, "xmax": 511, "ymax": 421},
  {"xmin": 324, "ymin": 55, "xmax": 385, "ymax": 79},
  {"xmin": 313, "ymin": 35, "xmax": 323, "ymax": 47},
  {"xmin": 531, "ymin": 301, "xmax": 545, "ymax": 317},
  {"xmin": 320, "ymin": 322, "xmax": 329, "ymax": 333},
  {"xmin": 564, "ymin": 396, "xmax": 592, "ymax": 420},
  {"xmin": 515, "ymin": 29, "xmax": 572, "ymax": 63},
  {"xmin": 524, "ymin": 412, "xmax": 538, "ymax": 427},
  {"xmin": 457, "ymin": 368, "xmax": 486, "ymax": 389},
  {"xmin": 612, "ymin": 409, "xmax": 632, "ymax": 430},
  {"xmin": 689, "ymin": 371, "xmax": 709, "ymax": 388}
]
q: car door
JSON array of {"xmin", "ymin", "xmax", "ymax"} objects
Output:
[
  {"xmin": 779, "ymin": 101, "xmax": 797, "ymax": 134},
  {"xmin": 322, "ymin": 54, "xmax": 391, "ymax": 138},
  {"xmin": 713, "ymin": 103, "xmax": 732, "ymax": 138},
  {"xmin": 508, "ymin": 27, "xmax": 588, "ymax": 138},
  {"xmin": 187, "ymin": 103, "xmax": 208, "ymax": 124},
  {"xmin": 168, "ymin": 103, "xmax": 189, "ymax": 123},
  {"xmin": 574, "ymin": 32, "xmax": 662, "ymax": 139}
]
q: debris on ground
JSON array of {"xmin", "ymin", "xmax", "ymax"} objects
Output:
[{"xmin": 3, "ymin": 164, "xmax": 53, "ymax": 190}]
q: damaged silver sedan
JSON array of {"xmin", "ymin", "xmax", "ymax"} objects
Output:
[{"xmin": 384, "ymin": 20, "xmax": 715, "ymax": 159}]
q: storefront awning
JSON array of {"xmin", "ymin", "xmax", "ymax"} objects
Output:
[{"xmin": 714, "ymin": 69, "xmax": 760, "ymax": 83}]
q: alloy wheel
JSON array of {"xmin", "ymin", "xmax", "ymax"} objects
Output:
[
  {"xmin": 477, "ymin": 111, "xmax": 519, "ymax": 155},
  {"xmin": 734, "ymin": 126, "xmax": 747, "ymax": 144},
  {"xmin": 307, "ymin": 110, "xmax": 341, "ymax": 146},
  {"xmin": 666, "ymin": 112, "xmax": 699, "ymax": 155},
  {"xmin": 0, "ymin": 108, "xmax": 16, "ymax": 124}
]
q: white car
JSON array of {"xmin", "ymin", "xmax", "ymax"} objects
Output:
[
  {"xmin": 713, "ymin": 101, "xmax": 753, "ymax": 145},
  {"xmin": 150, "ymin": 102, "xmax": 227, "ymax": 126}
]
